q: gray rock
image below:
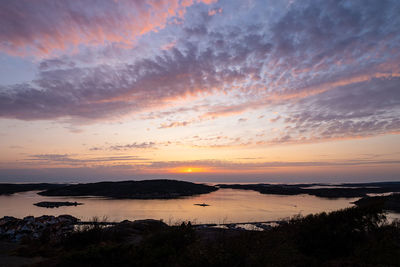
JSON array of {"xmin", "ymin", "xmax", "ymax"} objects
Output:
[
  {"xmin": 34, "ymin": 221, "xmax": 45, "ymax": 229},
  {"xmin": 58, "ymin": 214, "xmax": 79, "ymax": 223},
  {"xmin": 23, "ymin": 216, "xmax": 34, "ymax": 222},
  {"xmin": 5, "ymin": 229, "xmax": 15, "ymax": 236},
  {"xmin": 32, "ymin": 232, "xmax": 40, "ymax": 239},
  {"xmin": 0, "ymin": 214, "xmax": 80, "ymax": 242},
  {"xmin": 20, "ymin": 225, "xmax": 32, "ymax": 233},
  {"xmin": 14, "ymin": 233, "xmax": 26, "ymax": 242},
  {"xmin": 37, "ymin": 215, "xmax": 54, "ymax": 221},
  {"xmin": 0, "ymin": 216, "xmax": 18, "ymax": 226},
  {"xmin": 47, "ymin": 218, "xmax": 57, "ymax": 225}
]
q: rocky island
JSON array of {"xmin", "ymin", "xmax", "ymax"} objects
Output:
[
  {"xmin": 38, "ymin": 179, "xmax": 218, "ymax": 199},
  {"xmin": 194, "ymin": 203, "xmax": 210, "ymax": 207},
  {"xmin": 34, "ymin": 201, "xmax": 83, "ymax": 208}
]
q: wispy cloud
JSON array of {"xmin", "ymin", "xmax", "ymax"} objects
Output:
[
  {"xmin": 26, "ymin": 154, "xmax": 149, "ymax": 166},
  {"xmin": 208, "ymin": 7, "xmax": 222, "ymax": 16},
  {"xmin": 159, "ymin": 120, "xmax": 193, "ymax": 129},
  {"xmin": 90, "ymin": 142, "xmax": 157, "ymax": 151}
]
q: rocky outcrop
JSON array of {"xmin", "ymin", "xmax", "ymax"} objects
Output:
[{"xmin": 0, "ymin": 215, "xmax": 79, "ymax": 242}]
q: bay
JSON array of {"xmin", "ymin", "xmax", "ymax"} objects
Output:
[{"xmin": 0, "ymin": 188, "xmax": 356, "ymax": 224}]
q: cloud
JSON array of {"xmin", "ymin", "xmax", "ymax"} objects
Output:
[
  {"xmin": 39, "ymin": 58, "xmax": 76, "ymax": 70},
  {"xmin": 200, "ymin": 103, "xmax": 257, "ymax": 119},
  {"xmin": 208, "ymin": 7, "xmax": 222, "ymax": 16},
  {"xmin": 0, "ymin": 0, "xmax": 217, "ymax": 56},
  {"xmin": 26, "ymin": 154, "xmax": 149, "ymax": 166},
  {"xmin": 8, "ymin": 145, "xmax": 23, "ymax": 149},
  {"xmin": 279, "ymin": 77, "xmax": 400, "ymax": 141},
  {"xmin": 161, "ymin": 40, "xmax": 177, "ymax": 50},
  {"xmin": 0, "ymin": 24, "xmax": 274, "ymax": 121},
  {"xmin": 0, "ymin": 0, "xmax": 399, "ymax": 145},
  {"xmin": 0, "ymin": 46, "xmax": 218, "ymax": 120},
  {"xmin": 265, "ymin": 0, "xmax": 400, "ymax": 94},
  {"xmin": 269, "ymin": 116, "xmax": 281, "ymax": 123},
  {"xmin": 159, "ymin": 120, "xmax": 193, "ymax": 129},
  {"xmin": 64, "ymin": 125, "xmax": 84, "ymax": 134},
  {"xmin": 90, "ymin": 142, "xmax": 157, "ymax": 151},
  {"xmin": 184, "ymin": 135, "xmax": 251, "ymax": 148}
]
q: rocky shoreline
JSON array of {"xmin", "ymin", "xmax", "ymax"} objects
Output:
[
  {"xmin": 0, "ymin": 215, "xmax": 79, "ymax": 242},
  {"xmin": 0, "ymin": 214, "xmax": 282, "ymax": 243},
  {"xmin": 1, "ymin": 205, "xmax": 399, "ymax": 267}
]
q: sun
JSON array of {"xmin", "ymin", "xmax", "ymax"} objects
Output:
[{"xmin": 168, "ymin": 167, "xmax": 208, "ymax": 173}]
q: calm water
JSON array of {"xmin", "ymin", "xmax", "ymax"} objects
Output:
[{"xmin": 0, "ymin": 189, "xmax": 358, "ymax": 224}]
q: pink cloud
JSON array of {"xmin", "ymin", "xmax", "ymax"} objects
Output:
[
  {"xmin": 0, "ymin": 0, "xmax": 217, "ymax": 57},
  {"xmin": 159, "ymin": 120, "xmax": 193, "ymax": 129},
  {"xmin": 208, "ymin": 7, "xmax": 222, "ymax": 16},
  {"xmin": 161, "ymin": 40, "xmax": 177, "ymax": 50}
]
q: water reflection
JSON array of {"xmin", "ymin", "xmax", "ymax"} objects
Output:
[{"xmin": 0, "ymin": 189, "xmax": 357, "ymax": 224}]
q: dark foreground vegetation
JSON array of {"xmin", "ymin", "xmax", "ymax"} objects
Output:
[
  {"xmin": 218, "ymin": 181, "xmax": 400, "ymax": 198},
  {"xmin": 4, "ymin": 203, "xmax": 399, "ymax": 266},
  {"xmin": 0, "ymin": 183, "xmax": 66, "ymax": 195},
  {"xmin": 38, "ymin": 180, "xmax": 217, "ymax": 199}
]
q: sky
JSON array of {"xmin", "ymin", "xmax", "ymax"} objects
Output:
[{"xmin": 0, "ymin": 0, "xmax": 399, "ymax": 183}]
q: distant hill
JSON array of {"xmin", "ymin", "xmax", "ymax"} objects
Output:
[
  {"xmin": 218, "ymin": 181, "xmax": 400, "ymax": 198},
  {"xmin": 38, "ymin": 180, "xmax": 218, "ymax": 199}
]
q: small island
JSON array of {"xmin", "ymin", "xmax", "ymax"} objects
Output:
[
  {"xmin": 34, "ymin": 201, "xmax": 83, "ymax": 208},
  {"xmin": 194, "ymin": 203, "xmax": 210, "ymax": 207},
  {"xmin": 38, "ymin": 179, "xmax": 218, "ymax": 199}
]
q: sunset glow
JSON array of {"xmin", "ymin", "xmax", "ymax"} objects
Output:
[
  {"xmin": 173, "ymin": 167, "xmax": 208, "ymax": 174},
  {"xmin": 0, "ymin": 0, "xmax": 399, "ymax": 183}
]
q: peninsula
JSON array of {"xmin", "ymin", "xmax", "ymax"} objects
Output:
[{"xmin": 0, "ymin": 183, "xmax": 67, "ymax": 195}]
